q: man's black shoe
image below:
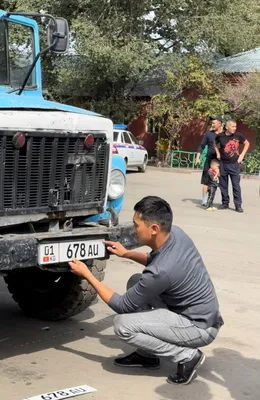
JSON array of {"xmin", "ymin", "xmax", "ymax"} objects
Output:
[
  {"xmin": 235, "ymin": 205, "xmax": 244, "ymax": 213},
  {"xmin": 167, "ymin": 350, "xmax": 205, "ymax": 385},
  {"xmin": 114, "ymin": 351, "xmax": 160, "ymax": 369},
  {"xmin": 218, "ymin": 204, "xmax": 229, "ymax": 210}
]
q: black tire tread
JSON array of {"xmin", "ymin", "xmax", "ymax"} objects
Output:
[{"xmin": 4, "ymin": 260, "xmax": 106, "ymax": 321}]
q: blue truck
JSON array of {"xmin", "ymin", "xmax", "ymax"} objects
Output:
[{"xmin": 0, "ymin": 10, "xmax": 138, "ymax": 320}]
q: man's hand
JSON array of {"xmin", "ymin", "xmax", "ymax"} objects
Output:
[
  {"xmin": 69, "ymin": 258, "xmax": 91, "ymax": 278},
  {"xmin": 195, "ymin": 155, "xmax": 200, "ymax": 166},
  {"xmin": 104, "ymin": 241, "xmax": 148, "ymax": 266},
  {"xmin": 69, "ymin": 259, "xmax": 115, "ymax": 305},
  {"xmin": 238, "ymin": 155, "xmax": 244, "ymax": 164},
  {"xmin": 104, "ymin": 240, "xmax": 127, "ymax": 257}
]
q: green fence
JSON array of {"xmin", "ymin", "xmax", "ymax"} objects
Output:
[
  {"xmin": 171, "ymin": 148, "xmax": 207, "ymax": 170},
  {"xmin": 171, "ymin": 150, "xmax": 258, "ymax": 175}
]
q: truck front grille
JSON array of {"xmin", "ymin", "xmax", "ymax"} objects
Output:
[{"xmin": 0, "ymin": 131, "xmax": 110, "ymax": 216}]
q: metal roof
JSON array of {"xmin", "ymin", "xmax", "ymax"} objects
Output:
[{"xmin": 217, "ymin": 48, "xmax": 260, "ymax": 73}]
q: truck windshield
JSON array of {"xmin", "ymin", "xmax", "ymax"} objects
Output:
[{"xmin": 0, "ymin": 20, "xmax": 35, "ymax": 88}]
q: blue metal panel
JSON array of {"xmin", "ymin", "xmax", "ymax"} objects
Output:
[
  {"xmin": 0, "ymin": 91, "xmax": 102, "ymax": 115},
  {"xmin": 1, "ymin": 12, "xmax": 42, "ymax": 93},
  {"xmin": 0, "ymin": 11, "xmax": 101, "ymax": 116},
  {"xmin": 113, "ymin": 124, "xmax": 128, "ymax": 130},
  {"xmin": 0, "ymin": 10, "xmax": 7, "ymax": 19},
  {"xmin": 85, "ymin": 154, "xmax": 126, "ymax": 224}
]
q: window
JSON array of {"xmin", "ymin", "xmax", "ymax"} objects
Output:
[
  {"xmin": 8, "ymin": 22, "xmax": 35, "ymax": 87},
  {"xmin": 129, "ymin": 133, "xmax": 138, "ymax": 144},
  {"xmin": 113, "ymin": 131, "xmax": 119, "ymax": 141},
  {"xmin": 148, "ymin": 118, "xmax": 160, "ymax": 134},
  {"xmin": 0, "ymin": 21, "xmax": 8, "ymax": 84},
  {"xmin": 123, "ymin": 132, "xmax": 132, "ymax": 144},
  {"xmin": 0, "ymin": 21, "xmax": 35, "ymax": 87}
]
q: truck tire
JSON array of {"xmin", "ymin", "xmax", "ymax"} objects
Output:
[{"xmin": 4, "ymin": 259, "xmax": 106, "ymax": 321}]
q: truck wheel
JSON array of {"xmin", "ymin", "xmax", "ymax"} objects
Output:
[{"xmin": 4, "ymin": 259, "xmax": 106, "ymax": 321}]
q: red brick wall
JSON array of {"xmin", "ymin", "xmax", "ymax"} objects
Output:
[
  {"xmin": 180, "ymin": 120, "xmax": 256, "ymax": 152},
  {"xmin": 128, "ymin": 77, "xmax": 257, "ymax": 155},
  {"xmin": 179, "ymin": 118, "xmax": 208, "ymax": 152},
  {"xmin": 128, "ymin": 115, "xmax": 158, "ymax": 157},
  {"xmin": 129, "ymin": 115, "xmax": 256, "ymax": 155},
  {"xmin": 236, "ymin": 121, "xmax": 256, "ymax": 151}
]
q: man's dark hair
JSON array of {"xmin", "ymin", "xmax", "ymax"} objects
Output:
[{"xmin": 134, "ymin": 196, "xmax": 173, "ymax": 233}]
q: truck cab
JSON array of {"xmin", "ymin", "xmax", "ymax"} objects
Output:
[{"xmin": 0, "ymin": 10, "xmax": 138, "ymax": 321}]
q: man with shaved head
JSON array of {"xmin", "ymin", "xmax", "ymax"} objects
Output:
[{"xmin": 214, "ymin": 120, "xmax": 250, "ymax": 213}]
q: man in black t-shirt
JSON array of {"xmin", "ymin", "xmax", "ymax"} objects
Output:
[
  {"xmin": 196, "ymin": 117, "xmax": 223, "ymax": 206},
  {"xmin": 214, "ymin": 120, "xmax": 250, "ymax": 213}
]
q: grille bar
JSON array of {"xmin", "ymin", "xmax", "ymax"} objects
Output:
[
  {"xmin": 70, "ymin": 139, "xmax": 80, "ymax": 204},
  {"xmin": 0, "ymin": 131, "xmax": 109, "ymax": 216},
  {"xmin": 91, "ymin": 139, "xmax": 98, "ymax": 203},
  {"xmin": 0, "ymin": 136, "xmax": 6, "ymax": 210},
  {"xmin": 37, "ymin": 137, "xmax": 45, "ymax": 206},
  {"xmin": 25, "ymin": 137, "xmax": 33, "ymax": 208},
  {"xmin": 59, "ymin": 138, "xmax": 69, "ymax": 207},
  {"xmin": 12, "ymin": 149, "xmax": 19, "ymax": 208}
]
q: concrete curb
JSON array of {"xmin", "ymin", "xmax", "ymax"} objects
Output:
[{"xmin": 147, "ymin": 165, "xmax": 259, "ymax": 179}]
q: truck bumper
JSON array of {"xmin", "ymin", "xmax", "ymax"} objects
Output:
[{"xmin": 0, "ymin": 222, "xmax": 139, "ymax": 272}]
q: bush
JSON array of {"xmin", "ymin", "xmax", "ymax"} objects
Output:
[{"xmin": 245, "ymin": 150, "xmax": 260, "ymax": 174}]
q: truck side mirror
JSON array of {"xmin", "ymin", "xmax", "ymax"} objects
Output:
[{"xmin": 48, "ymin": 17, "xmax": 69, "ymax": 53}]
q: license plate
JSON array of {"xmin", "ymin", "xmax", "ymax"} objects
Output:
[
  {"xmin": 23, "ymin": 384, "xmax": 97, "ymax": 400},
  {"xmin": 38, "ymin": 239, "xmax": 105, "ymax": 265}
]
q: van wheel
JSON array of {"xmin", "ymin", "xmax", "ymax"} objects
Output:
[{"xmin": 138, "ymin": 156, "xmax": 148, "ymax": 173}]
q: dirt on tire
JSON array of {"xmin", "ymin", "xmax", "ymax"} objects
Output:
[{"xmin": 4, "ymin": 259, "xmax": 106, "ymax": 321}]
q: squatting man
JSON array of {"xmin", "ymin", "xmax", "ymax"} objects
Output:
[{"xmin": 69, "ymin": 196, "xmax": 224, "ymax": 385}]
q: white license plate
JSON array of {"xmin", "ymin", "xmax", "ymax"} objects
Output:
[
  {"xmin": 38, "ymin": 239, "xmax": 105, "ymax": 265},
  {"xmin": 23, "ymin": 384, "xmax": 97, "ymax": 400}
]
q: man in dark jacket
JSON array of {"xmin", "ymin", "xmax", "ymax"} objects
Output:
[
  {"xmin": 69, "ymin": 196, "xmax": 224, "ymax": 386},
  {"xmin": 196, "ymin": 117, "xmax": 223, "ymax": 205}
]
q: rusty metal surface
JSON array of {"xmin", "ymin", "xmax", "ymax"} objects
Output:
[
  {"xmin": 116, "ymin": 222, "xmax": 139, "ymax": 250},
  {"xmin": 0, "ymin": 222, "xmax": 138, "ymax": 271}
]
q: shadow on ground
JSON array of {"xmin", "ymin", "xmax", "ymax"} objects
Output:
[
  {"xmin": 155, "ymin": 348, "xmax": 259, "ymax": 400},
  {"xmin": 182, "ymin": 198, "xmax": 202, "ymax": 205},
  {"xmin": 0, "ymin": 282, "xmax": 259, "ymax": 400}
]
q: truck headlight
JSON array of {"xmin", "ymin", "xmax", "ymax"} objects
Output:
[{"xmin": 108, "ymin": 168, "xmax": 126, "ymax": 200}]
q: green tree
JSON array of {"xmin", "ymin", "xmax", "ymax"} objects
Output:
[
  {"xmin": 148, "ymin": 55, "xmax": 231, "ymax": 164},
  {"xmin": 223, "ymin": 72, "xmax": 260, "ymax": 173},
  {"xmin": 145, "ymin": 0, "xmax": 260, "ymax": 56},
  {"xmin": 54, "ymin": 17, "xmax": 157, "ymax": 121},
  {"xmin": 2, "ymin": 0, "xmax": 260, "ymax": 122},
  {"xmin": 2, "ymin": 0, "xmax": 158, "ymax": 121},
  {"xmin": 224, "ymin": 73, "xmax": 260, "ymax": 142}
]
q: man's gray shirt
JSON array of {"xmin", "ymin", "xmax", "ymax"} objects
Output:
[{"xmin": 108, "ymin": 226, "xmax": 222, "ymax": 329}]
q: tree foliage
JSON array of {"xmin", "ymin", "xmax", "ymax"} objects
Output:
[
  {"xmin": 2, "ymin": 0, "xmax": 260, "ymax": 122},
  {"xmin": 148, "ymin": 55, "xmax": 231, "ymax": 163},
  {"xmin": 144, "ymin": 0, "xmax": 260, "ymax": 56},
  {"xmin": 224, "ymin": 73, "xmax": 260, "ymax": 139}
]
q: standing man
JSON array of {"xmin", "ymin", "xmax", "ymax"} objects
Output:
[
  {"xmin": 196, "ymin": 117, "xmax": 223, "ymax": 206},
  {"xmin": 69, "ymin": 196, "xmax": 224, "ymax": 385},
  {"xmin": 214, "ymin": 120, "xmax": 250, "ymax": 213}
]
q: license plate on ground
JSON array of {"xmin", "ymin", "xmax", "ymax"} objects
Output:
[
  {"xmin": 38, "ymin": 239, "xmax": 105, "ymax": 265},
  {"xmin": 23, "ymin": 384, "xmax": 97, "ymax": 400}
]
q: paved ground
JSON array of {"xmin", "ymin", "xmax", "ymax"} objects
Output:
[{"xmin": 0, "ymin": 168, "xmax": 259, "ymax": 400}]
